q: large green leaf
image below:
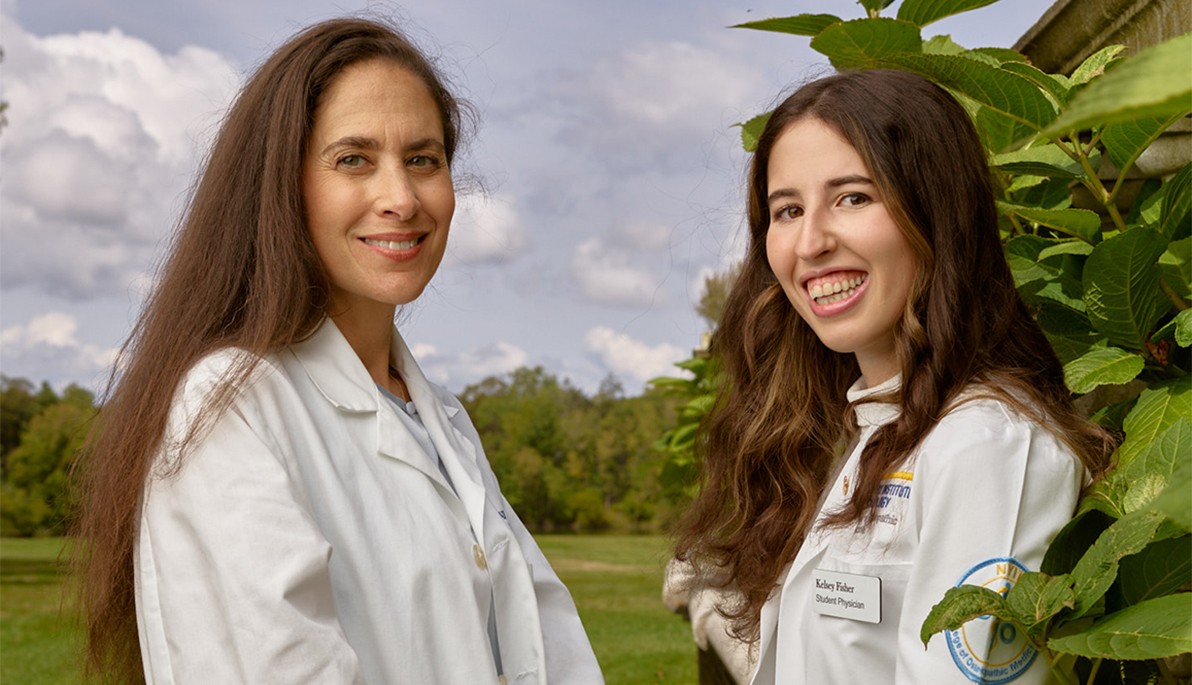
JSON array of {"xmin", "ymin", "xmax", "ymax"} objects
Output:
[
  {"xmin": 1067, "ymin": 509, "xmax": 1166, "ymax": 617},
  {"xmin": 921, "ymin": 34, "xmax": 967, "ymax": 56},
  {"xmin": 1039, "ymin": 241, "xmax": 1094, "ymax": 260},
  {"xmin": 1003, "ymin": 572, "xmax": 1076, "ymax": 638},
  {"xmin": 998, "ymin": 202, "xmax": 1101, "ymax": 243},
  {"xmin": 1038, "ymin": 33, "xmax": 1192, "ymax": 139},
  {"xmin": 1117, "ymin": 380, "xmax": 1192, "ymax": 469},
  {"xmin": 1063, "ymin": 346, "xmax": 1145, "ymax": 394},
  {"xmin": 1120, "ymin": 418, "xmax": 1192, "ymax": 515},
  {"xmin": 1117, "ymin": 535, "xmax": 1192, "ymax": 607},
  {"xmin": 1148, "ymin": 452, "xmax": 1192, "ymax": 529},
  {"xmin": 731, "ymin": 14, "xmax": 842, "ymax": 36},
  {"xmin": 976, "ymin": 105, "xmax": 1040, "ymax": 153},
  {"xmin": 1037, "ymin": 301, "xmax": 1098, "ymax": 339},
  {"xmin": 1177, "ymin": 309, "xmax": 1192, "ymax": 347},
  {"xmin": 809, "ymin": 18, "xmax": 922, "ymax": 69},
  {"xmin": 1159, "ymin": 162, "xmax": 1191, "ymax": 240},
  {"xmin": 1005, "ymin": 234, "xmax": 1056, "ymax": 287},
  {"xmin": 919, "ymin": 584, "xmax": 1016, "ymax": 647},
  {"xmin": 1101, "ymin": 116, "xmax": 1172, "ymax": 175},
  {"xmin": 991, "ymin": 144, "xmax": 1084, "ymax": 179},
  {"xmin": 880, "ymin": 52, "xmax": 1058, "ymax": 131},
  {"xmin": 1158, "ymin": 237, "xmax": 1191, "ymax": 303},
  {"xmin": 1068, "ymin": 45, "xmax": 1127, "ymax": 87},
  {"xmin": 1048, "ymin": 593, "xmax": 1192, "ymax": 659},
  {"xmin": 1083, "ymin": 227, "xmax": 1170, "ymax": 348},
  {"xmin": 998, "ymin": 61, "xmax": 1069, "ymax": 105},
  {"xmin": 896, "ymin": 0, "xmax": 999, "ymax": 27},
  {"xmin": 969, "ymin": 47, "xmax": 1028, "ymax": 65}
]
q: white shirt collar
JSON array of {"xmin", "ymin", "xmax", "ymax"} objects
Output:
[{"xmin": 846, "ymin": 374, "xmax": 902, "ymax": 428}]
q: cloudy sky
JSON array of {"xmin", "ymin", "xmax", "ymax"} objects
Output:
[{"xmin": 0, "ymin": 0, "xmax": 1045, "ymax": 395}]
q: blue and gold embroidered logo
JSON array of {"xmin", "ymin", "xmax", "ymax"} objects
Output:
[
  {"xmin": 874, "ymin": 471, "xmax": 912, "ymax": 525},
  {"xmin": 947, "ymin": 557, "xmax": 1037, "ymax": 684}
]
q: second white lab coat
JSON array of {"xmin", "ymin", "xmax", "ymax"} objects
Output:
[
  {"xmin": 135, "ymin": 319, "xmax": 603, "ymax": 684},
  {"xmin": 750, "ymin": 376, "xmax": 1081, "ymax": 685}
]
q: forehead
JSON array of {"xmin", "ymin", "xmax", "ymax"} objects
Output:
[
  {"xmin": 310, "ymin": 58, "xmax": 443, "ymax": 139},
  {"xmin": 767, "ymin": 118, "xmax": 868, "ymax": 182}
]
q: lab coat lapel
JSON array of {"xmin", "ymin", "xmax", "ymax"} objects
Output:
[
  {"xmin": 393, "ymin": 331, "xmax": 547, "ymax": 679},
  {"xmin": 290, "ymin": 320, "xmax": 451, "ymax": 491},
  {"xmin": 391, "ymin": 331, "xmax": 489, "ymax": 542}
]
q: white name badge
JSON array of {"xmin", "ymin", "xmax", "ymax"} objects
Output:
[{"xmin": 811, "ymin": 569, "xmax": 882, "ymax": 624}]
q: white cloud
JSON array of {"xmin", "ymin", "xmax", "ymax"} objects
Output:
[
  {"xmin": 414, "ymin": 341, "xmax": 528, "ymax": 389},
  {"xmin": 585, "ymin": 326, "xmax": 687, "ymax": 385},
  {"xmin": 0, "ymin": 312, "xmax": 118, "ymax": 387},
  {"xmin": 554, "ymin": 40, "xmax": 765, "ymax": 168},
  {"xmin": 447, "ymin": 193, "xmax": 528, "ymax": 265},
  {"xmin": 614, "ymin": 219, "xmax": 672, "ymax": 252},
  {"xmin": 0, "ymin": 14, "xmax": 239, "ymax": 299},
  {"xmin": 571, "ymin": 239, "xmax": 662, "ymax": 307}
]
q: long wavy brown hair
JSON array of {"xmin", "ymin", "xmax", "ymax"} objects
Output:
[
  {"xmin": 673, "ymin": 70, "xmax": 1112, "ymax": 642},
  {"xmin": 70, "ymin": 17, "xmax": 468, "ymax": 683}
]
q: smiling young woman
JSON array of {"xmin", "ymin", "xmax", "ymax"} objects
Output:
[
  {"xmin": 673, "ymin": 70, "xmax": 1111, "ymax": 685},
  {"xmin": 73, "ymin": 18, "xmax": 601, "ymax": 685}
]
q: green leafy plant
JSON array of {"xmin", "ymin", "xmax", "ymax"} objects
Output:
[
  {"xmin": 656, "ymin": 1, "xmax": 1191, "ymax": 682},
  {"xmin": 651, "ymin": 354, "xmax": 717, "ymax": 500}
]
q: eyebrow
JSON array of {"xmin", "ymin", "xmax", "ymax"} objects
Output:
[
  {"xmin": 767, "ymin": 174, "xmax": 875, "ymax": 205},
  {"xmin": 318, "ymin": 136, "xmax": 446, "ymax": 157},
  {"xmin": 320, "ymin": 136, "xmax": 380, "ymax": 157}
]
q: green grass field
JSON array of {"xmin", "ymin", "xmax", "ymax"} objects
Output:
[{"xmin": 1, "ymin": 535, "xmax": 696, "ymax": 684}]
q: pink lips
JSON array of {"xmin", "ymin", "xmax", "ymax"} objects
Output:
[
  {"xmin": 802, "ymin": 270, "xmax": 869, "ymax": 317},
  {"xmin": 359, "ymin": 233, "xmax": 426, "ymax": 262}
]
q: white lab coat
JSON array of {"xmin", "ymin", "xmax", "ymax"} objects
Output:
[
  {"xmin": 135, "ymin": 319, "xmax": 603, "ymax": 684},
  {"xmin": 751, "ymin": 376, "xmax": 1081, "ymax": 685}
]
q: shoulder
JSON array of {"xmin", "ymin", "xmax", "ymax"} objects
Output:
[
  {"xmin": 916, "ymin": 391, "xmax": 1079, "ymax": 473},
  {"xmin": 166, "ymin": 347, "xmax": 297, "ymax": 440}
]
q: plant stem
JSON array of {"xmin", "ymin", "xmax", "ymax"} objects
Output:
[
  {"xmin": 1085, "ymin": 658, "xmax": 1103, "ymax": 685},
  {"xmin": 1074, "ymin": 150, "xmax": 1128, "ymax": 233},
  {"xmin": 1160, "ymin": 279, "xmax": 1190, "ymax": 311}
]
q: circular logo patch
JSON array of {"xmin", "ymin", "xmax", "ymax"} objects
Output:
[{"xmin": 945, "ymin": 557, "xmax": 1037, "ymax": 684}]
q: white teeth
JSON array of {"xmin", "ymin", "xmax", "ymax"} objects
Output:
[
  {"xmin": 808, "ymin": 274, "xmax": 867, "ymax": 305},
  {"xmin": 364, "ymin": 237, "xmax": 419, "ymax": 250}
]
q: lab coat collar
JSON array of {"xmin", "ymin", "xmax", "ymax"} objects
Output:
[
  {"xmin": 847, "ymin": 374, "xmax": 902, "ymax": 428},
  {"xmin": 290, "ymin": 318, "xmax": 379, "ymax": 413},
  {"xmin": 289, "ymin": 320, "xmax": 478, "ymax": 501}
]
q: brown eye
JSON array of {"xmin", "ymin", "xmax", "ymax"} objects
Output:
[
  {"xmin": 840, "ymin": 192, "xmax": 870, "ymax": 207},
  {"xmin": 774, "ymin": 205, "xmax": 803, "ymax": 221},
  {"xmin": 407, "ymin": 154, "xmax": 443, "ymax": 171}
]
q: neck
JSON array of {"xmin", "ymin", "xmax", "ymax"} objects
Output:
[{"xmin": 329, "ymin": 304, "xmax": 397, "ymax": 391}]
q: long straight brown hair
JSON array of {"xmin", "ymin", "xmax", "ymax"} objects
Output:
[
  {"xmin": 673, "ymin": 69, "xmax": 1111, "ymax": 641},
  {"xmin": 71, "ymin": 17, "xmax": 468, "ymax": 683}
]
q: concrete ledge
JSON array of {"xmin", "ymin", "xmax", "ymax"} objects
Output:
[{"xmin": 1013, "ymin": 0, "xmax": 1190, "ymax": 74}]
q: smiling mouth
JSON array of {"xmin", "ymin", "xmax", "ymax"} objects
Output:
[
  {"xmin": 363, "ymin": 236, "xmax": 423, "ymax": 250},
  {"xmin": 806, "ymin": 272, "xmax": 868, "ymax": 305}
]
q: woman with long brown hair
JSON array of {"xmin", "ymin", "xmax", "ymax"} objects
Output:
[
  {"xmin": 674, "ymin": 70, "xmax": 1110, "ymax": 684},
  {"xmin": 73, "ymin": 17, "xmax": 601, "ymax": 684}
]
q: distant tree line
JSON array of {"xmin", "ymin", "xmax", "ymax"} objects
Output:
[
  {"xmin": 0, "ymin": 369, "xmax": 693, "ymax": 537},
  {"xmin": 1, "ymin": 376, "xmax": 96, "ymax": 536}
]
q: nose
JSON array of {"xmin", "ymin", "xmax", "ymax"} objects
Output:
[
  {"xmin": 374, "ymin": 167, "xmax": 420, "ymax": 221},
  {"xmin": 794, "ymin": 206, "xmax": 835, "ymax": 260}
]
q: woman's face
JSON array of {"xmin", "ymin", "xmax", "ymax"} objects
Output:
[
  {"xmin": 764, "ymin": 117, "xmax": 918, "ymax": 386},
  {"xmin": 303, "ymin": 58, "xmax": 454, "ymax": 316}
]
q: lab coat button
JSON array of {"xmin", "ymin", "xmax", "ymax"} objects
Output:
[{"xmin": 472, "ymin": 543, "xmax": 487, "ymax": 569}]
